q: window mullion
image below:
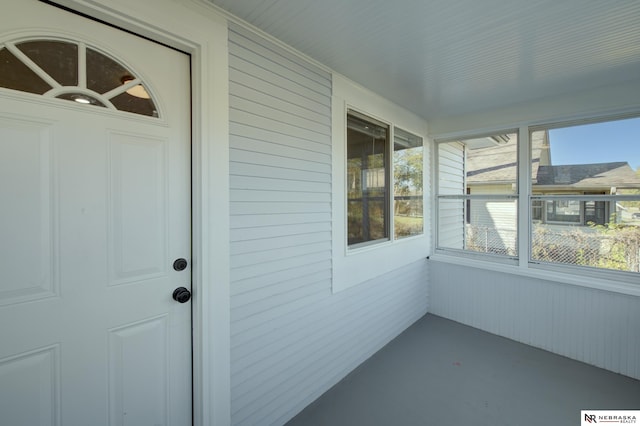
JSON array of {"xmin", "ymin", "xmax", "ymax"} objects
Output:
[
  {"xmin": 389, "ymin": 126, "xmax": 394, "ymax": 241},
  {"xmin": 518, "ymin": 126, "xmax": 530, "ymax": 269}
]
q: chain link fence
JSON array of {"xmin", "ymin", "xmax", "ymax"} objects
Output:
[
  {"xmin": 532, "ymin": 224, "xmax": 640, "ymax": 272},
  {"xmin": 465, "ymin": 223, "xmax": 640, "ymax": 272},
  {"xmin": 465, "ymin": 225, "xmax": 517, "ymax": 256}
]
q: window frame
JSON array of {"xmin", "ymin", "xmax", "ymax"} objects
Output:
[
  {"xmin": 345, "ymin": 109, "xmax": 426, "ymax": 248},
  {"xmin": 431, "ymin": 113, "xmax": 640, "ymax": 293},
  {"xmin": 332, "ymin": 75, "xmax": 429, "ymax": 293},
  {"xmin": 346, "ymin": 109, "xmax": 392, "ymax": 248},
  {"xmin": 434, "ymin": 129, "xmax": 520, "ymax": 261},
  {"xmin": 393, "ymin": 126, "xmax": 425, "ymax": 241},
  {"xmin": 528, "ymin": 119, "xmax": 640, "ymax": 277},
  {"xmin": 345, "ymin": 107, "xmax": 426, "ymax": 249}
]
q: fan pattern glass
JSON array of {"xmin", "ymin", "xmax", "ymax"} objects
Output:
[{"xmin": 0, "ymin": 39, "xmax": 158, "ymax": 117}]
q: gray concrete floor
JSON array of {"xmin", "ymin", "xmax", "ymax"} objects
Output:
[{"xmin": 286, "ymin": 314, "xmax": 640, "ymax": 426}]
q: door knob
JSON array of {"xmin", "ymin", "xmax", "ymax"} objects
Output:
[
  {"xmin": 173, "ymin": 258, "xmax": 188, "ymax": 271},
  {"xmin": 172, "ymin": 287, "xmax": 191, "ymax": 303}
]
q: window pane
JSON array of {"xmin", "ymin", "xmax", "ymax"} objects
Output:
[
  {"xmin": 347, "ymin": 112, "xmax": 389, "ymax": 246},
  {"xmin": 530, "ymin": 117, "xmax": 640, "ymax": 273},
  {"xmin": 86, "ymin": 48, "xmax": 129, "ymax": 94},
  {"xmin": 532, "ymin": 196, "xmax": 640, "ymax": 272},
  {"xmin": 86, "ymin": 48, "xmax": 159, "ymax": 117},
  {"xmin": 110, "ymin": 91, "xmax": 158, "ymax": 117},
  {"xmin": 0, "ymin": 48, "xmax": 51, "ymax": 94},
  {"xmin": 437, "ymin": 132, "xmax": 518, "ymax": 257},
  {"xmin": 394, "ymin": 128, "xmax": 423, "ymax": 239},
  {"xmin": 56, "ymin": 92, "xmax": 106, "ymax": 107},
  {"xmin": 439, "ymin": 198, "xmax": 517, "ymax": 255},
  {"xmin": 466, "ymin": 133, "xmax": 518, "ymax": 195},
  {"xmin": 17, "ymin": 40, "xmax": 78, "ymax": 87},
  {"xmin": 437, "ymin": 198, "xmax": 465, "ymax": 250}
]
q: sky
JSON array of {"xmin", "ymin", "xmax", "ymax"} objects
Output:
[{"xmin": 548, "ymin": 117, "xmax": 640, "ymax": 171}]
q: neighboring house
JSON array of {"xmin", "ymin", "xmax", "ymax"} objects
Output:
[
  {"xmin": 467, "ymin": 131, "xmax": 640, "ymax": 228},
  {"xmin": 533, "ymin": 161, "xmax": 640, "ymax": 224}
]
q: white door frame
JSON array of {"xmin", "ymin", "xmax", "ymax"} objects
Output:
[{"xmin": 40, "ymin": 1, "xmax": 232, "ymax": 425}]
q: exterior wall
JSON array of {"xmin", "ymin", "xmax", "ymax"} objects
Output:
[
  {"xmin": 437, "ymin": 141, "xmax": 465, "ymax": 249},
  {"xmin": 229, "ymin": 24, "xmax": 429, "ymax": 425},
  {"xmin": 468, "ymin": 184, "xmax": 517, "ymax": 255},
  {"xmin": 429, "ymin": 261, "xmax": 640, "ymax": 380}
]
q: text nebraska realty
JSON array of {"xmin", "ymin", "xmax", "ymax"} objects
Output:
[{"xmin": 585, "ymin": 413, "xmax": 637, "ymax": 424}]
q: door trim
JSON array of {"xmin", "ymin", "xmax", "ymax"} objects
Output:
[{"xmin": 41, "ymin": 1, "xmax": 232, "ymax": 425}]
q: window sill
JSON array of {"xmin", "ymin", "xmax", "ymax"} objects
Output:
[{"xmin": 430, "ymin": 251, "xmax": 640, "ymax": 297}]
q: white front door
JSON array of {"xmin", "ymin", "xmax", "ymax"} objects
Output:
[{"xmin": 0, "ymin": 2, "xmax": 192, "ymax": 425}]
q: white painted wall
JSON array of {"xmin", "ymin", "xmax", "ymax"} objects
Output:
[{"xmin": 429, "ymin": 261, "xmax": 640, "ymax": 380}]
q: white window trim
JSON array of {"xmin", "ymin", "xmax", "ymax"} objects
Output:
[
  {"xmin": 332, "ymin": 75, "xmax": 429, "ymax": 293},
  {"xmin": 434, "ymin": 128, "xmax": 520, "ymax": 258}
]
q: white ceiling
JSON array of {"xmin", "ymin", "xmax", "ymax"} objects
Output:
[{"xmin": 208, "ymin": 0, "xmax": 640, "ymax": 121}]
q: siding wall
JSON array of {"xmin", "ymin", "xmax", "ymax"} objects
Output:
[
  {"xmin": 468, "ymin": 185, "xmax": 518, "ymax": 255},
  {"xmin": 437, "ymin": 141, "xmax": 465, "ymax": 249},
  {"xmin": 228, "ymin": 24, "xmax": 429, "ymax": 426},
  {"xmin": 429, "ymin": 262, "xmax": 640, "ymax": 380}
]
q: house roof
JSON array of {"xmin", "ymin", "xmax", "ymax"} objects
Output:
[
  {"xmin": 466, "ymin": 131, "xmax": 547, "ymax": 184},
  {"xmin": 209, "ymin": 0, "xmax": 640, "ymax": 120},
  {"xmin": 536, "ymin": 162, "xmax": 640, "ymax": 190},
  {"xmin": 466, "ymin": 132, "xmax": 640, "ymax": 190}
]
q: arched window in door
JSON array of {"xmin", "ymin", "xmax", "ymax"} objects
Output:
[{"xmin": 0, "ymin": 38, "xmax": 159, "ymax": 117}]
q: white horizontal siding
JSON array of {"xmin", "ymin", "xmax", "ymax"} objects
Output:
[
  {"xmin": 438, "ymin": 141, "xmax": 465, "ymax": 249},
  {"xmin": 438, "ymin": 142, "xmax": 465, "ymax": 195},
  {"xmin": 429, "ymin": 261, "xmax": 640, "ymax": 380},
  {"xmin": 232, "ymin": 261, "xmax": 428, "ymax": 426},
  {"xmin": 230, "ymin": 123, "xmax": 332, "ymax": 156},
  {"xmin": 468, "ymin": 200, "xmax": 517, "ymax": 253},
  {"xmin": 229, "ymin": 23, "xmax": 428, "ymax": 426}
]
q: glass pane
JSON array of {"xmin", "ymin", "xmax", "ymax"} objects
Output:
[
  {"xmin": 438, "ymin": 132, "xmax": 518, "ymax": 257},
  {"xmin": 466, "ymin": 199, "xmax": 518, "ymax": 255},
  {"xmin": 546, "ymin": 199, "xmax": 581, "ymax": 223},
  {"xmin": 16, "ymin": 40, "xmax": 78, "ymax": 87},
  {"xmin": 0, "ymin": 47, "xmax": 51, "ymax": 94},
  {"xmin": 56, "ymin": 93, "xmax": 106, "ymax": 108},
  {"xmin": 394, "ymin": 128, "xmax": 423, "ymax": 239},
  {"xmin": 86, "ymin": 48, "xmax": 129, "ymax": 94},
  {"xmin": 347, "ymin": 112, "xmax": 389, "ymax": 246},
  {"xmin": 438, "ymin": 198, "xmax": 465, "ymax": 250},
  {"xmin": 530, "ymin": 117, "xmax": 640, "ymax": 273},
  {"xmin": 532, "ymin": 197, "xmax": 640, "ymax": 272},
  {"xmin": 438, "ymin": 197, "xmax": 520, "ymax": 256},
  {"xmin": 531, "ymin": 122, "xmax": 640, "ymax": 225},
  {"xmin": 86, "ymin": 48, "xmax": 158, "ymax": 117},
  {"xmin": 465, "ymin": 133, "xmax": 518, "ymax": 195},
  {"xmin": 110, "ymin": 91, "xmax": 158, "ymax": 117},
  {"xmin": 438, "ymin": 141, "xmax": 465, "ymax": 195}
]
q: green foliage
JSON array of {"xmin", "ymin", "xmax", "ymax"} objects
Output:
[{"xmin": 393, "ymin": 147, "xmax": 423, "ymax": 196}]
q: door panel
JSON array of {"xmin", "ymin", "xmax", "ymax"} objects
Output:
[{"xmin": 0, "ymin": 2, "xmax": 192, "ymax": 425}]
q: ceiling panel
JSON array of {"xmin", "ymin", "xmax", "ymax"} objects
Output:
[{"xmin": 209, "ymin": 0, "xmax": 640, "ymax": 120}]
